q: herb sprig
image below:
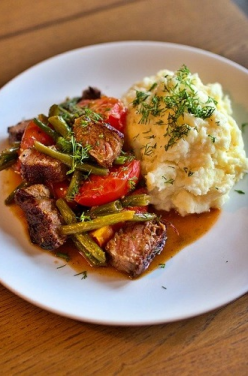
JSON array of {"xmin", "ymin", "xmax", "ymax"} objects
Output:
[{"xmin": 132, "ymin": 65, "xmax": 218, "ymax": 151}]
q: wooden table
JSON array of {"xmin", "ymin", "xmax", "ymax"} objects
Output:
[{"xmin": 1, "ymin": 1, "xmax": 247, "ymax": 374}]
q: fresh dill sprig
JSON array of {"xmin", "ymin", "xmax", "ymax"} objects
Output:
[
  {"xmin": 162, "ymin": 176, "xmax": 174, "ymax": 184},
  {"xmin": 74, "ymin": 271, "xmax": 88, "ymax": 279},
  {"xmin": 67, "ymin": 135, "xmax": 92, "ymax": 174}
]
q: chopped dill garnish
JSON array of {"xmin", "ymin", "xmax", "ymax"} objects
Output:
[
  {"xmin": 140, "ymin": 143, "xmax": 157, "ymax": 156},
  {"xmin": 183, "ymin": 167, "xmax": 194, "ymax": 176},
  {"xmin": 74, "ymin": 271, "xmax": 88, "ymax": 279},
  {"xmin": 208, "ymin": 134, "xmax": 216, "ymax": 143},
  {"xmin": 162, "ymin": 176, "xmax": 174, "ymax": 184},
  {"xmin": 241, "ymin": 123, "xmax": 248, "ymax": 132},
  {"xmin": 57, "ymin": 264, "xmax": 66, "ymax": 269},
  {"xmin": 234, "ymin": 189, "xmax": 245, "ymax": 194},
  {"xmin": 132, "ymin": 65, "xmax": 217, "ymax": 150},
  {"xmin": 56, "ymin": 252, "xmax": 70, "ymax": 262},
  {"xmin": 79, "ymin": 212, "xmax": 91, "ymax": 222},
  {"xmin": 67, "ymin": 136, "xmax": 92, "ymax": 174},
  {"xmin": 164, "ymin": 123, "xmax": 191, "ymax": 151},
  {"xmin": 148, "ymin": 82, "xmax": 158, "ymax": 91},
  {"xmin": 128, "ymin": 176, "xmax": 138, "ymax": 190},
  {"xmin": 132, "ymin": 91, "xmax": 149, "ymax": 106}
]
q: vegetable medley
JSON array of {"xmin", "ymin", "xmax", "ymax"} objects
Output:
[{"xmin": 0, "ymin": 87, "xmax": 167, "ymax": 277}]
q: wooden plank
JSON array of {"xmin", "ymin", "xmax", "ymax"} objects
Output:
[
  {"xmin": 0, "ymin": 0, "xmax": 127, "ymax": 37},
  {"xmin": 0, "ymin": 0, "xmax": 247, "ymax": 88}
]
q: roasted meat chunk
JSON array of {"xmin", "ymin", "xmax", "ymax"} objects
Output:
[
  {"xmin": 105, "ymin": 220, "xmax": 167, "ymax": 277},
  {"xmin": 15, "ymin": 184, "xmax": 66, "ymax": 250},
  {"xmin": 8, "ymin": 119, "xmax": 30, "ymax": 144},
  {"xmin": 19, "ymin": 148, "xmax": 68, "ymax": 184},
  {"xmin": 81, "ymin": 86, "xmax": 101, "ymax": 100},
  {"xmin": 73, "ymin": 117, "xmax": 124, "ymax": 168}
]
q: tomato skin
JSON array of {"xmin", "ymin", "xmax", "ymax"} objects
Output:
[
  {"xmin": 49, "ymin": 181, "xmax": 69, "ymax": 199},
  {"xmin": 20, "ymin": 120, "xmax": 54, "ymax": 150},
  {"xmin": 75, "ymin": 160, "xmax": 141, "ymax": 207},
  {"xmin": 78, "ymin": 96, "xmax": 127, "ymax": 132}
]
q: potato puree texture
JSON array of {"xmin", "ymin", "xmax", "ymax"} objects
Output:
[{"xmin": 123, "ymin": 66, "xmax": 248, "ymax": 216}]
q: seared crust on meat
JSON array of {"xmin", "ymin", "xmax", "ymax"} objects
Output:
[
  {"xmin": 19, "ymin": 148, "xmax": 68, "ymax": 183},
  {"xmin": 105, "ymin": 220, "xmax": 167, "ymax": 277},
  {"xmin": 81, "ymin": 86, "xmax": 101, "ymax": 100},
  {"xmin": 8, "ymin": 119, "xmax": 30, "ymax": 144},
  {"xmin": 15, "ymin": 184, "xmax": 66, "ymax": 250},
  {"xmin": 73, "ymin": 117, "xmax": 124, "ymax": 168}
]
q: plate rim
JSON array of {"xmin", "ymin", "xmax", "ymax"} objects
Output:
[{"xmin": 0, "ymin": 40, "xmax": 247, "ymax": 326}]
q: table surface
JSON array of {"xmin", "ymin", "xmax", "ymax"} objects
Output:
[{"xmin": 0, "ymin": 0, "xmax": 247, "ymax": 374}]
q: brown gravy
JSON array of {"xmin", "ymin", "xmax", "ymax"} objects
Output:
[{"xmin": 3, "ymin": 169, "xmax": 220, "ymax": 279}]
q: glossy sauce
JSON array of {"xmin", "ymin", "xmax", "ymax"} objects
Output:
[{"xmin": 3, "ymin": 168, "xmax": 220, "ymax": 279}]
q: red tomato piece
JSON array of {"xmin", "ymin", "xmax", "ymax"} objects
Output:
[
  {"xmin": 78, "ymin": 96, "xmax": 127, "ymax": 132},
  {"xmin": 49, "ymin": 180, "xmax": 69, "ymax": 199},
  {"xmin": 75, "ymin": 160, "xmax": 141, "ymax": 207},
  {"xmin": 20, "ymin": 120, "xmax": 55, "ymax": 150}
]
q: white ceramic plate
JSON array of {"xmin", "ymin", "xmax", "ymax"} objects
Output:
[{"xmin": 0, "ymin": 41, "xmax": 247, "ymax": 325}]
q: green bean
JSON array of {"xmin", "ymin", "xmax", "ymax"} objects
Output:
[
  {"xmin": 56, "ymin": 198, "xmax": 106, "ymax": 265},
  {"xmin": 70, "ymin": 159, "xmax": 109, "ymax": 176},
  {"xmin": 132, "ymin": 213, "xmax": 157, "ymax": 222},
  {"xmin": 60, "ymin": 210, "xmax": 135, "ymax": 235},
  {"xmin": 34, "ymin": 140, "xmax": 72, "ymax": 165},
  {"xmin": 121, "ymin": 194, "xmax": 150, "ymax": 208},
  {"xmin": 5, "ymin": 180, "xmax": 30, "ymax": 205},
  {"xmin": 34, "ymin": 141, "xmax": 109, "ymax": 176},
  {"xmin": 65, "ymin": 170, "xmax": 83, "ymax": 201},
  {"xmin": 0, "ymin": 146, "xmax": 19, "ymax": 171},
  {"xmin": 72, "ymin": 233, "xmax": 106, "ymax": 266},
  {"xmin": 90, "ymin": 200, "xmax": 123, "ymax": 217},
  {"xmin": 48, "ymin": 116, "xmax": 71, "ymax": 139},
  {"xmin": 33, "ymin": 117, "xmax": 59, "ymax": 141},
  {"xmin": 48, "ymin": 104, "xmax": 61, "ymax": 117}
]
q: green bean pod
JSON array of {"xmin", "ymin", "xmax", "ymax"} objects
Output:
[
  {"xmin": 66, "ymin": 170, "xmax": 83, "ymax": 201},
  {"xmin": 90, "ymin": 200, "xmax": 123, "ymax": 217},
  {"xmin": 48, "ymin": 116, "xmax": 71, "ymax": 139},
  {"xmin": 132, "ymin": 213, "xmax": 157, "ymax": 222},
  {"xmin": 33, "ymin": 117, "xmax": 59, "ymax": 141},
  {"xmin": 0, "ymin": 146, "xmax": 19, "ymax": 171},
  {"xmin": 60, "ymin": 210, "xmax": 135, "ymax": 235},
  {"xmin": 5, "ymin": 180, "xmax": 30, "ymax": 205},
  {"xmin": 56, "ymin": 198, "xmax": 106, "ymax": 266},
  {"xmin": 121, "ymin": 194, "xmax": 150, "ymax": 208}
]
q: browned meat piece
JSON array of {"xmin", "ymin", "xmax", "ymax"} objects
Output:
[
  {"xmin": 8, "ymin": 119, "xmax": 30, "ymax": 144},
  {"xmin": 81, "ymin": 86, "xmax": 101, "ymax": 100},
  {"xmin": 19, "ymin": 148, "xmax": 68, "ymax": 184},
  {"xmin": 73, "ymin": 117, "xmax": 124, "ymax": 168},
  {"xmin": 15, "ymin": 184, "xmax": 66, "ymax": 250},
  {"xmin": 105, "ymin": 220, "xmax": 167, "ymax": 278}
]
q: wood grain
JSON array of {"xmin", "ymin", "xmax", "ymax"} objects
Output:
[
  {"xmin": 1, "ymin": 284, "xmax": 247, "ymax": 375},
  {"xmin": 0, "ymin": 0, "xmax": 247, "ymax": 88},
  {"xmin": 0, "ymin": 0, "xmax": 248, "ymax": 374}
]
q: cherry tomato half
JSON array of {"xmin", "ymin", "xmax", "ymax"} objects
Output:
[
  {"xmin": 49, "ymin": 180, "xmax": 69, "ymax": 199},
  {"xmin": 75, "ymin": 159, "xmax": 141, "ymax": 207},
  {"xmin": 20, "ymin": 120, "xmax": 54, "ymax": 150},
  {"xmin": 78, "ymin": 96, "xmax": 127, "ymax": 133}
]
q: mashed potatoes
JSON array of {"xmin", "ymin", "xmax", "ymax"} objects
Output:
[{"xmin": 123, "ymin": 66, "xmax": 248, "ymax": 216}]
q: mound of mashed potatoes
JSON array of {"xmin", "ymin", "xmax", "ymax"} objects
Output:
[{"xmin": 122, "ymin": 65, "xmax": 248, "ymax": 216}]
